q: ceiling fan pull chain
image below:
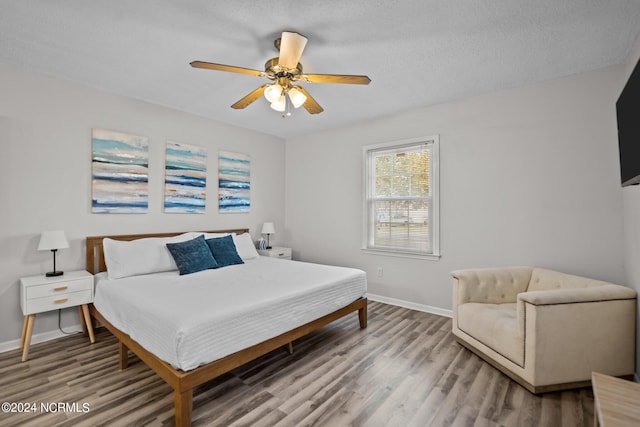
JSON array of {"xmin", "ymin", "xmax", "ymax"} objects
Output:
[{"xmin": 283, "ymin": 93, "xmax": 292, "ymax": 118}]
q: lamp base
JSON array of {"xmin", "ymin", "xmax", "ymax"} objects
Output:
[{"xmin": 45, "ymin": 271, "xmax": 64, "ymax": 277}]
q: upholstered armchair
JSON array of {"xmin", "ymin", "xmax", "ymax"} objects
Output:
[{"xmin": 451, "ymin": 267, "xmax": 636, "ymax": 393}]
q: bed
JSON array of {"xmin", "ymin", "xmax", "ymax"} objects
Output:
[{"xmin": 85, "ymin": 229, "xmax": 368, "ymax": 427}]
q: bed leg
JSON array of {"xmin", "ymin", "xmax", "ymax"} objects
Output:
[
  {"xmin": 174, "ymin": 389, "xmax": 193, "ymax": 427},
  {"xmin": 287, "ymin": 342, "xmax": 293, "ymax": 354},
  {"xmin": 118, "ymin": 342, "xmax": 129, "ymax": 369},
  {"xmin": 358, "ymin": 305, "xmax": 368, "ymax": 329}
]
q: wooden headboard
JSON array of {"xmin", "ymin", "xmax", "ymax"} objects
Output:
[{"xmin": 85, "ymin": 229, "xmax": 250, "ymax": 274}]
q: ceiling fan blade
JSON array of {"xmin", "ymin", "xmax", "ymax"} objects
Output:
[
  {"xmin": 278, "ymin": 32, "xmax": 308, "ymax": 69},
  {"xmin": 190, "ymin": 61, "xmax": 263, "ymax": 77},
  {"xmin": 303, "ymin": 74, "xmax": 371, "ymax": 85},
  {"xmin": 295, "ymin": 86, "xmax": 324, "ymax": 114},
  {"xmin": 230, "ymin": 85, "xmax": 268, "ymax": 109}
]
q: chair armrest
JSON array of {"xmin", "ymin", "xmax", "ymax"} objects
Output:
[
  {"xmin": 519, "ymin": 285, "xmax": 636, "ymax": 386},
  {"xmin": 452, "ymin": 267, "xmax": 532, "ymax": 305},
  {"xmin": 518, "ymin": 285, "xmax": 637, "ymax": 306}
]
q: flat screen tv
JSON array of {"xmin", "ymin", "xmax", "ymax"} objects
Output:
[{"xmin": 617, "ymin": 56, "xmax": 640, "ymax": 187}]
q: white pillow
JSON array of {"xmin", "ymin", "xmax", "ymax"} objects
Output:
[
  {"xmin": 103, "ymin": 232, "xmax": 196, "ymax": 280},
  {"xmin": 232, "ymin": 233, "xmax": 260, "ymax": 260},
  {"xmin": 198, "ymin": 232, "xmax": 233, "ymax": 240}
]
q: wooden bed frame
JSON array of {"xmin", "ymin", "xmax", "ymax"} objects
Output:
[{"xmin": 85, "ymin": 229, "xmax": 368, "ymax": 427}]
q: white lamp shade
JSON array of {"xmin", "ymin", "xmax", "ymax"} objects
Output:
[
  {"xmin": 261, "ymin": 222, "xmax": 276, "ymax": 235},
  {"xmin": 264, "ymin": 84, "xmax": 283, "ymax": 103},
  {"xmin": 38, "ymin": 230, "xmax": 69, "ymax": 251},
  {"xmin": 270, "ymin": 94, "xmax": 286, "ymax": 112},
  {"xmin": 288, "ymin": 87, "xmax": 307, "ymax": 108}
]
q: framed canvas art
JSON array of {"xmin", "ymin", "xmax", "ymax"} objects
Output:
[
  {"xmin": 92, "ymin": 128, "xmax": 149, "ymax": 213},
  {"xmin": 218, "ymin": 151, "xmax": 250, "ymax": 213},
  {"xmin": 164, "ymin": 141, "xmax": 207, "ymax": 213}
]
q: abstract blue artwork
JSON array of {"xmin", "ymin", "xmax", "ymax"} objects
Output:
[
  {"xmin": 92, "ymin": 128, "xmax": 149, "ymax": 213},
  {"xmin": 218, "ymin": 151, "xmax": 250, "ymax": 213},
  {"xmin": 164, "ymin": 141, "xmax": 207, "ymax": 213}
]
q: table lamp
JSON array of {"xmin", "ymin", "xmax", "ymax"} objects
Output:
[
  {"xmin": 38, "ymin": 230, "xmax": 69, "ymax": 277},
  {"xmin": 261, "ymin": 222, "xmax": 275, "ymax": 249}
]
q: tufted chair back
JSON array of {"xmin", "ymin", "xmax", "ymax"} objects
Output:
[
  {"xmin": 453, "ymin": 267, "xmax": 531, "ymax": 305},
  {"xmin": 527, "ymin": 268, "xmax": 612, "ymax": 292}
]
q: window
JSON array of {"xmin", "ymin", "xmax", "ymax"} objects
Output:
[{"xmin": 363, "ymin": 136, "xmax": 440, "ymax": 258}]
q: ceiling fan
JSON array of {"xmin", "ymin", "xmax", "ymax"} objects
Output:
[{"xmin": 190, "ymin": 31, "xmax": 371, "ymax": 116}]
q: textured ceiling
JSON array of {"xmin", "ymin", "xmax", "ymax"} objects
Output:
[{"xmin": 1, "ymin": 1, "xmax": 640, "ymax": 139}]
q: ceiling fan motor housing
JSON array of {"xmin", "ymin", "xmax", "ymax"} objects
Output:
[{"xmin": 264, "ymin": 57, "xmax": 303, "ymax": 81}]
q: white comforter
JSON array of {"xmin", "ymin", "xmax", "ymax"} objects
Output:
[{"xmin": 93, "ymin": 257, "xmax": 367, "ymax": 371}]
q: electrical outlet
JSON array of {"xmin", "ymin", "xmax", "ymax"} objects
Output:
[{"xmin": 377, "ymin": 267, "xmax": 383, "ymax": 277}]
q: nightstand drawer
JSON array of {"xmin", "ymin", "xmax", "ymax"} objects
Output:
[
  {"xmin": 25, "ymin": 277, "xmax": 93, "ymax": 299},
  {"xmin": 270, "ymin": 248, "xmax": 291, "ymax": 258},
  {"xmin": 23, "ymin": 289, "xmax": 93, "ymax": 314},
  {"xmin": 259, "ymin": 247, "xmax": 292, "ymax": 259}
]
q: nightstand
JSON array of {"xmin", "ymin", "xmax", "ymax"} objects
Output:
[
  {"xmin": 257, "ymin": 246, "xmax": 292, "ymax": 260},
  {"xmin": 19, "ymin": 270, "xmax": 94, "ymax": 361}
]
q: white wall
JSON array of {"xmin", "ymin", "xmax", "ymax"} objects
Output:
[
  {"xmin": 2, "ymin": 53, "xmax": 634, "ymax": 370},
  {"xmin": 285, "ymin": 65, "xmax": 625, "ymax": 313},
  {"xmin": 620, "ymin": 32, "xmax": 640, "ymax": 377},
  {"xmin": 0, "ymin": 63, "xmax": 285, "ymax": 346}
]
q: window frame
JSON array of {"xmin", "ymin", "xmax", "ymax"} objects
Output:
[{"xmin": 362, "ymin": 135, "xmax": 440, "ymax": 260}]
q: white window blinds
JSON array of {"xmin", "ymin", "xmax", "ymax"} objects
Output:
[{"xmin": 364, "ymin": 136, "xmax": 439, "ymax": 257}]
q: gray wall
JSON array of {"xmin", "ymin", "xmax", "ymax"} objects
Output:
[
  {"xmin": 0, "ymin": 62, "xmax": 285, "ymax": 348},
  {"xmin": 620, "ymin": 32, "xmax": 640, "ymax": 378},
  {"xmin": 2, "ymin": 50, "xmax": 636, "ymax": 379},
  {"xmin": 284, "ymin": 65, "xmax": 625, "ymax": 313}
]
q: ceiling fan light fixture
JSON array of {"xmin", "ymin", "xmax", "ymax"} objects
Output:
[
  {"xmin": 270, "ymin": 94, "xmax": 286, "ymax": 112},
  {"xmin": 288, "ymin": 86, "xmax": 307, "ymax": 108},
  {"xmin": 264, "ymin": 83, "xmax": 283, "ymax": 103}
]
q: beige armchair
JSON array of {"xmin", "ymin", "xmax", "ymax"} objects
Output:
[{"xmin": 451, "ymin": 267, "xmax": 636, "ymax": 393}]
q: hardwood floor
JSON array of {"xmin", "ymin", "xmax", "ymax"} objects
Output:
[{"xmin": 0, "ymin": 301, "xmax": 594, "ymax": 426}]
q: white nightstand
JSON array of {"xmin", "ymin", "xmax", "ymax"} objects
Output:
[
  {"xmin": 19, "ymin": 270, "xmax": 94, "ymax": 361},
  {"xmin": 257, "ymin": 246, "xmax": 292, "ymax": 260}
]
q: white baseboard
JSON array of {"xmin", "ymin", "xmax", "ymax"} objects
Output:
[
  {"xmin": 0, "ymin": 323, "xmax": 83, "ymax": 354},
  {"xmin": 367, "ymin": 293, "xmax": 452, "ymax": 318}
]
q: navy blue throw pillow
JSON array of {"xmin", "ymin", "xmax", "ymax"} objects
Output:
[
  {"xmin": 205, "ymin": 235, "xmax": 244, "ymax": 267},
  {"xmin": 166, "ymin": 235, "xmax": 219, "ymax": 275}
]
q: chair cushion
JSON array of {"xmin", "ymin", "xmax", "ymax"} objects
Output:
[{"xmin": 457, "ymin": 302, "xmax": 524, "ymax": 366}]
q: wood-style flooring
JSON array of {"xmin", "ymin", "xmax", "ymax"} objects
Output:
[{"xmin": 0, "ymin": 301, "xmax": 594, "ymax": 426}]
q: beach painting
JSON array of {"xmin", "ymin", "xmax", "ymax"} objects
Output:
[
  {"xmin": 218, "ymin": 151, "xmax": 250, "ymax": 213},
  {"xmin": 92, "ymin": 128, "xmax": 149, "ymax": 213},
  {"xmin": 164, "ymin": 141, "xmax": 207, "ymax": 213}
]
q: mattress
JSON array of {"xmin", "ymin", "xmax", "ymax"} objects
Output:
[{"xmin": 93, "ymin": 256, "xmax": 367, "ymax": 371}]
